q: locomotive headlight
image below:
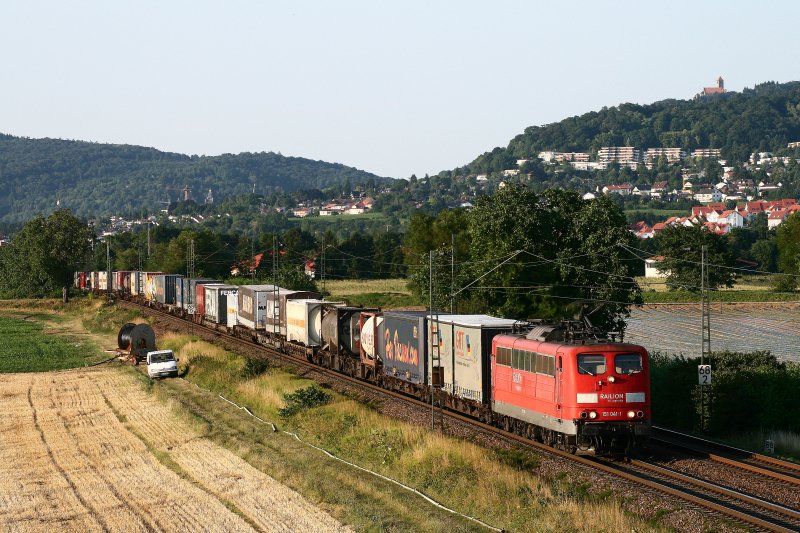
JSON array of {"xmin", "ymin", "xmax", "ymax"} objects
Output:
[
  {"xmin": 627, "ymin": 410, "xmax": 636, "ymax": 419},
  {"xmin": 580, "ymin": 411, "xmax": 589, "ymax": 419},
  {"xmin": 637, "ymin": 411, "xmax": 644, "ymax": 418},
  {"xmin": 608, "ymin": 376, "xmax": 616, "ymax": 383},
  {"xmin": 588, "ymin": 411, "xmax": 598, "ymax": 419}
]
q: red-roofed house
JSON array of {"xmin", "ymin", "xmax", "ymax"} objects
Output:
[
  {"xmin": 717, "ymin": 210, "xmax": 745, "ymax": 228},
  {"xmin": 651, "ymin": 181, "xmax": 668, "ymax": 197},
  {"xmin": 768, "ymin": 209, "xmax": 790, "ymax": 229}
]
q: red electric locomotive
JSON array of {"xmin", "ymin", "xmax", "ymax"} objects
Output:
[{"xmin": 491, "ymin": 322, "xmax": 650, "ymax": 455}]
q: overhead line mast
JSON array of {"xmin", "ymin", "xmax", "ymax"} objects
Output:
[{"xmin": 699, "ymin": 244, "xmax": 712, "ymax": 432}]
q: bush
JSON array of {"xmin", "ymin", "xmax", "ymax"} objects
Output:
[
  {"xmin": 278, "ymin": 384, "xmax": 331, "ymax": 417},
  {"xmin": 650, "ymin": 350, "xmax": 800, "ymax": 436},
  {"xmin": 240, "ymin": 357, "xmax": 270, "ymax": 378}
]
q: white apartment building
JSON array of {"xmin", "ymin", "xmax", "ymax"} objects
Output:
[{"xmin": 598, "ymin": 146, "xmax": 642, "ymax": 165}]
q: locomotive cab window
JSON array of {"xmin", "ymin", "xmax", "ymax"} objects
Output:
[
  {"xmin": 577, "ymin": 354, "xmax": 606, "ymax": 375},
  {"xmin": 496, "ymin": 346, "xmax": 511, "ymax": 366},
  {"xmin": 615, "ymin": 353, "xmax": 642, "ymax": 374}
]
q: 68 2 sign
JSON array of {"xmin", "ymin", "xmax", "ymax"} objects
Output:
[{"xmin": 698, "ymin": 364, "xmax": 712, "ymax": 385}]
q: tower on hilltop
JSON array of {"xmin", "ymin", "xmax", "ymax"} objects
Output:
[{"xmin": 696, "ymin": 76, "xmax": 726, "ymax": 98}]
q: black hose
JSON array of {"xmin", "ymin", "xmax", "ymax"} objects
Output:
[{"xmin": 118, "ymin": 322, "xmax": 136, "ymax": 350}]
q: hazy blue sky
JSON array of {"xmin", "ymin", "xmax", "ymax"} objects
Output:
[{"xmin": 2, "ymin": 1, "xmax": 799, "ymax": 178}]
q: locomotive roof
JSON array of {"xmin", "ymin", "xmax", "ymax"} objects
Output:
[
  {"xmin": 427, "ymin": 314, "xmax": 519, "ymax": 328},
  {"xmin": 495, "ymin": 333, "xmax": 644, "ymax": 350}
]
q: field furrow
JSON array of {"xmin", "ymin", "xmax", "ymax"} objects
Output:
[
  {"xmin": 0, "ymin": 368, "xmax": 349, "ymax": 532},
  {"xmin": 93, "ymin": 371, "xmax": 352, "ymax": 533}
]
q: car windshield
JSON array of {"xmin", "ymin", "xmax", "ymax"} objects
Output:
[
  {"xmin": 151, "ymin": 353, "xmax": 174, "ymax": 363},
  {"xmin": 577, "ymin": 354, "xmax": 606, "ymax": 375},
  {"xmin": 615, "ymin": 353, "xmax": 642, "ymax": 374}
]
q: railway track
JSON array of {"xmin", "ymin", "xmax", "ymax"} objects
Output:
[
  {"xmin": 119, "ymin": 299, "xmax": 800, "ymax": 532},
  {"xmin": 596, "ymin": 458, "xmax": 800, "ymax": 532},
  {"xmin": 652, "ymin": 426, "xmax": 800, "ymax": 485}
]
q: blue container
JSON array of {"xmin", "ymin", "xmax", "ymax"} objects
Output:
[{"xmin": 380, "ymin": 311, "xmax": 428, "ymax": 384}]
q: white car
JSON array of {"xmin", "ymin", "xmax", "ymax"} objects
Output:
[{"xmin": 146, "ymin": 350, "xmax": 179, "ymax": 378}]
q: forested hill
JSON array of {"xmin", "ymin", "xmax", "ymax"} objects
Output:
[
  {"xmin": 451, "ymin": 81, "xmax": 800, "ymax": 174},
  {"xmin": 0, "ymin": 134, "xmax": 389, "ymax": 223}
]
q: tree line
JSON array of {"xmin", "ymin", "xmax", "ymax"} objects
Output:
[{"xmin": 0, "ymin": 133, "xmax": 388, "ymax": 224}]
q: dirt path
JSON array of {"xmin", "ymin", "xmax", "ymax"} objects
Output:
[{"xmin": 0, "ymin": 368, "xmax": 351, "ymax": 532}]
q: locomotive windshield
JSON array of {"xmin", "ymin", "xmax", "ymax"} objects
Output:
[
  {"xmin": 577, "ymin": 354, "xmax": 606, "ymax": 375},
  {"xmin": 614, "ymin": 353, "xmax": 642, "ymax": 374}
]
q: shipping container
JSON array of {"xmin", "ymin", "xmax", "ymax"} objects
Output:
[
  {"xmin": 195, "ymin": 281, "xmax": 214, "ymax": 317},
  {"xmin": 131, "ymin": 272, "xmax": 163, "ymax": 297},
  {"xmin": 98, "ymin": 271, "xmax": 108, "ymax": 291},
  {"xmin": 181, "ymin": 278, "xmax": 219, "ymax": 312},
  {"xmin": 265, "ymin": 289, "xmax": 323, "ymax": 335},
  {"xmin": 360, "ymin": 312, "xmax": 383, "ymax": 361},
  {"xmin": 237, "ymin": 285, "xmax": 278, "ymax": 330},
  {"xmin": 204, "ymin": 284, "xmax": 239, "ymax": 326},
  {"xmin": 380, "ymin": 311, "xmax": 428, "ymax": 384},
  {"xmin": 79, "ymin": 272, "xmax": 87, "ymax": 290},
  {"xmin": 73, "ymin": 272, "xmax": 80, "ymax": 289},
  {"xmin": 427, "ymin": 314, "xmax": 518, "ymax": 403},
  {"xmin": 90, "ymin": 271, "xmax": 99, "ymax": 291},
  {"xmin": 143, "ymin": 272, "xmax": 165, "ymax": 301},
  {"xmin": 131, "ymin": 271, "xmax": 142, "ymax": 295},
  {"xmin": 286, "ymin": 299, "xmax": 343, "ymax": 346},
  {"xmin": 113, "ymin": 271, "xmax": 133, "ymax": 292},
  {"xmin": 154, "ymin": 274, "xmax": 183, "ymax": 305}
]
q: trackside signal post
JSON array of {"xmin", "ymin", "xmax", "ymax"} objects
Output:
[
  {"xmin": 699, "ymin": 245, "xmax": 712, "ymax": 432},
  {"xmin": 429, "ymin": 250, "xmax": 444, "ymax": 431}
]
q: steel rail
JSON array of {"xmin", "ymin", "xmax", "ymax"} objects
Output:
[
  {"xmin": 652, "ymin": 426, "xmax": 800, "ymax": 484},
  {"xmin": 626, "ymin": 459, "xmax": 800, "ymax": 531}
]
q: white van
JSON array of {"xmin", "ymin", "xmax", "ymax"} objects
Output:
[{"xmin": 146, "ymin": 350, "xmax": 179, "ymax": 378}]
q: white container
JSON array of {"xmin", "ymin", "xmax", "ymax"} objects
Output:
[
  {"xmin": 361, "ymin": 314, "xmax": 383, "ymax": 359},
  {"xmin": 286, "ymin": 299, "xmax": 336, "ymax": 346},
  {"xmin": 427, "ymin": 314, "xmax": 518, "ymax": 403},
  {"xmin": 204, "ymin": 284, "xmax": 239, "ymax": 326},
  {"xmin": 237, "ymin": 284, "xmax": 277, "ymax": 330}
]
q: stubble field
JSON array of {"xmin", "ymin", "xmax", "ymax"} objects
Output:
[{"xmin": 0, "ymin": 367, "xmax": 350, "ymax": 533}]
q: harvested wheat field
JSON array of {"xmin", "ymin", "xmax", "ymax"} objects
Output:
[{"xmin": 0, "ymin": 368, "xmax": 351, "ymax": 533}]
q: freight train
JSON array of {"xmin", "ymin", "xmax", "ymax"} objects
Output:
[{"xmin": 75, "ymin": 270, "xmax": 651, "ymax": 456}]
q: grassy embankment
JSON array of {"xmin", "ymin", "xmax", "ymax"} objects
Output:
[
  {"xmin": 0, "ymin": 297, "xmax": 663, "ymax": 532},
  {"xmin": 324, "ymin": 276, "xmax": 797, "ymax": 307},
  {"xmin": 150, "ymin": 330, "xmax": 659, "ymax": 532},
  {"xmin": 638, "ymin": 275, "xmax": 800, "ymax": 303},
  {"xmin": 323, "ymin": 278, "xmax": 423, "ymax": 309}
]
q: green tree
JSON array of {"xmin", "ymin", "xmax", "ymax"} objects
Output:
[
  {"xmin": 750, "ymin": 239, "xmax": 777, "ymax": 272},
  {"xmin": 0, "ymin": 209, "xmax": 93, "ymax": 297},
  {"xmin": 774, "ymin": 213, "xmax": 800, "ymax": 291},
  {"xmin": 655, "ymin": 224, "xmax": 736, "ymax": 291},
  {"xmin": 411, "ymin": 186, "xmax": 641, "ymax": 332}
]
